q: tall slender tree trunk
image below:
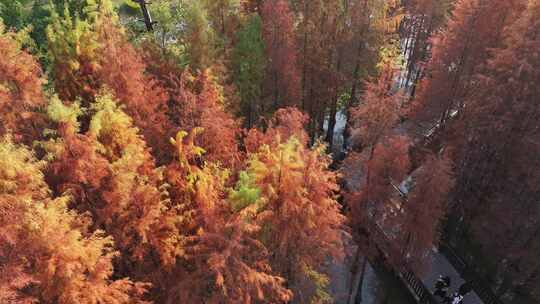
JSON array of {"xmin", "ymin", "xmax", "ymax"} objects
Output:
[
  {"xmin": 300, "ymin": 2, "xmax": 310, "ymax": 110},
  {"xmin": 408, "ymin": 67, "xmax": 422, "ymax": 100},
  {"xmin": 318, "ymin": 106, "xmax": 326, "ymax": 140},
  {"xmin": 344, "ymin": 0, "xmax": 370, "ymax": 151},
  {"xmin": 273, "ymin": 71, "xmax": 279, "ymax": 110},
  {"xmin": 326, "ymin": 93, "xmax": 339, "ymax": 149},
  {"xmin": 326, "ymin": 54, "xmax": 342, "ymax": 149},
  {"xmin": 344, "ymin": 43, "xmax": 363, "ymax": 151},
  {"xmin": 136, "ymin": 0, "xmax": 154, "ymax": 31},
  {"xmin": 440, "ymin": 7, "xmax": 481, "ymax": 125},
  {"xmin": 326, "ymin": 1, "xmax": 347, "ymax": 149},
  {"xmin": 347, "ymin": 118, "xmax": 381, "ymax": 304},
  {"xmin": 308, "ymin": 86, "xmax": 316, "ymax": 144},
  {"xmin": 220, "ymin": 5, "xmax": 226, "ymax": 35},
  {"xmin": 348, "ymin": 250, "xmax": 368, "ymax": 304},
  {"xmin": 247, "ymin": 98, "xmax": 254, "ymax": 128}
]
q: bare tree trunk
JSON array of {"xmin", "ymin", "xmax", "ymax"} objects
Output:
[
  {"xmin": 326, "ymin": 41, "xmax": 345, "ymax": 148},
  {"xmin": 348, "ymin": 248, "xmax": 368, "ymax": 304},
  {"xmin": 273, "ymin": 71, "xmax": 279, "ymax": 110},
  {"xmin": 300, "ymin": 2, "xmax": 310, "ymax": 110},
  {"xmin": 220, "ymin": 5, "xmax": 226, "ymax": 35},
  {"xmin": 326, "ymin": 93, "xmax": 339, "ymax": 149},
  {"xmin": 344, "ymin": 0, "xmax": 370, "ymax": 151},
  {"xmin": 343, "ymin": 42, "xmax": 363, "ymax": 151},
  {"xmin": 318, "ymin": 107, "xmax": 326, "ymax": 139},
  {"xmin": 136, "ymin": 0, "xmax": 154, "ymax": 32},
  {"xmin": 247, "ymin": 98, "xmax": 254, "ymax": 128}
]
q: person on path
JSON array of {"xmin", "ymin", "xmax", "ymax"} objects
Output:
[
  {"xmin": 451, "ymin": 292, "xmax": 464, "ymax": 304},
  {"xmin": 434, "ymin": 275, "xmax": 451, "ymax": 299}
]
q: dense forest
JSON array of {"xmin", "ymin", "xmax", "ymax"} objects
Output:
[{"xmin": 0, "ymin": 0, "xmax": 538, "ymax": 303}]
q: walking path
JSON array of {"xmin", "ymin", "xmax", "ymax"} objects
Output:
[
  {"xmin": 339, "ymin": 162, "xmax": 488, "ymax": 303},
  {"xmin": 331, "ymin": 114, "xmax": 491, "ymax": 304},
  {"xmin": 420, "ymin": 248, "xmax": 483, "ymax": 304}
]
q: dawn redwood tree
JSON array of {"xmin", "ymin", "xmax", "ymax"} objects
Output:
[
  {"xmin": 157, "ymin": 69, "xmax": 242, "ymax": 168},
  {"xmin": 0, "ymin": 23, "xmax": 45, "ymax": 144},
  {"xmin": 344, "ymin": 135, "xmax": 411, "ymax": 254},
  {"xmin": 92, "ymin": 6, "xmax": 173, "ymax": 161},
  {"xmin": 345, "ymin": 64, "xmax": 404, "ymax": 218},
  {"xmin": 202, "ymin": 0, "xmax": 241, "ymax": 38},
  {"xmin": 365, "ymin": 135, "xmax": 411, "ymax": 207},
  {"xmin": 193, "ymin": 71, "xmax": 242, "ymax": 168},
  {"xmin": 321, "ymin": 0, "xmax": 350, "ymax": 148},
  {"xmin": 399, "ymin": 0, "xmax": 454, "ymax": 89},
  {"xmin": 170, "ymin": 212, "xmax": 293, "ymax": 303},
  {"xmin": 343, "ymin": 0, "xmax": 403, "ymax": 149},
  {"xmin": 46, "ymin": 3, "xmax": 100, "ymax": 106},
  {"xmin": 398, "ymin": 152, "xmax": 454, "ymax": 271},
  {"xmin": 164, "ymin": 129, "xmax": 292, "ymax": 303},
  {"xmin": 44, "ymin": 93, "xmax": 181, "ymax": 278},
  {"xmin": 293, "ymin": 0, "xmax": 342, "ymax": 142},
  {"xmin": 139, "ymin": 42, "xmax": 242, "ymax": 168},
  {"xmin": 87, "ymin": 93, "xmax": 180, "ymax": 265},
  {"xmin": 244, "ymin": 107, "xmax": 310, "ymax": 153},
  {"xmin": 164, "ymin": 128, "xmax": 217, "ymax": 241},
  {"xmin": 240, "ymin": 110, "xmax": 345, "ymax": 302},
  {"xmin": 409, "ymin": 0, "xmax": 526, "ymax": 129},
  {"xmin": 343, "ymin": 63, "xmax": 404, "ymax": 299},
  {"xmin": 47, "ymin": 1, "xmax": 173, "ymax": 162},
  {"xmin": 344, "ymin": 136, "xmax": 411, "ymax": 296},
  {"xmin": 232, "ymin": 14, "xmax": 265, "ymax": 128},
  {"xmin": 184, "ymin": 1, "xmax": 218, "ymax": 70},
  {"xmin": 450, "ymin": 1, "xmax": 540, "ymax": 298},
  {"xmin": 261, "ymin": 0, "xmax": 301, "ymax": 110},
  {"xmin": 349, "ymin": 64, "xmax": 402, "ymax": 150},
  {"xmin": 0, "ymin": 136, "xmax": 148, "ymax": 304}
]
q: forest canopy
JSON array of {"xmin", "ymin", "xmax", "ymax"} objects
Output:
[{"xmin": 0, "ymin": 0, "xmax": 539, "ymax": 303}]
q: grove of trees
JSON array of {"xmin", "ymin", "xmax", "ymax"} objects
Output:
[{"xmin": 0, "ymin": 0, "xmax": 538, "ymax": 303}]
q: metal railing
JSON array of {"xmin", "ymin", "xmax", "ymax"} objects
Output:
[{"xmin": 363, "ymin": 213, "xmax": 506, "ymax": 304}]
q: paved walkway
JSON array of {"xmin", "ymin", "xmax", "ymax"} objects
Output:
[
  {"xmin": 420, "ymin": 248, "xmax": 483, "ymax": 304},
  {"xmin": 337, "ymin": 122, "xmax": 486, "ymax": 304},
  {"xmin": 328, "ymin": 251, "xmax": 418, "ymax": 304}
]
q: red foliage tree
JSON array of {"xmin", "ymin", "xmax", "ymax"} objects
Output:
[
  {"xmin": 343, "ymin": 64, "xmax": 404, "ymax": 227},
  {"xmin": 349, "ymin": 64, "xmax": 402, "ymax": 150},
  {"xmin": 242, "ymin": 125, "xmax": 345, "ymax": 302},
  {"xmin": 164, "ymin": 69, "xmax": 242, "ymax": 168},
  {"xmin": 399, "ymin": 0, "xmax": 454, "ymax": 89},
  {"xmin": 399, "ymin": 152, "xmax": 454, "ymax": 271},
  {"xmin": 47, "ymin": 3, "xmax": 173, "ymax": 162},
  {"xmin": 343, "ymin": 66, "xmax": 408, "ymax": 284},
  {"xmin": 44, "ymin": 94, "xmax": 181, "ymax": 278},
  {"xmin": 163, "ymin": 129, "xmax": 292, "ymax": 303},
  {"xmin": 344, "ymin": 135, "xmax": 411, "ymax": 239},
  {"xmin": 0, "ymin": 25, "xmax": 45, "ymax": 144},
  {"xmin": 170, "ymin": 214, "xmax": 293, "ymax": 303},
  {"xmin": 366, "ymin": 136, "xmax": 412, "ymax": 205},
  {"xmin": 295, "ymin": 0, "xmax": 343, "ymax": 142},
  {"xmin": 0, "ymin": 136, "xmax": 149, "ymax": 304},
  {"xmin": 140, "ymin": 44, "xmax": 242, "ymax": 168},
  {"xmin": 409, "ymin": 0, "xmax": 526, "ymax": 128},
  {"xmin": 261, "ymin": 0, "xmax": 301, "ymax": 110},
  {"xmin": 449, "ymin": 1, "xmax": 540, "ymax": 298},
  {"xmin": 244, "ymin": 107, "xmax": 310, "ymax": 153}
]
